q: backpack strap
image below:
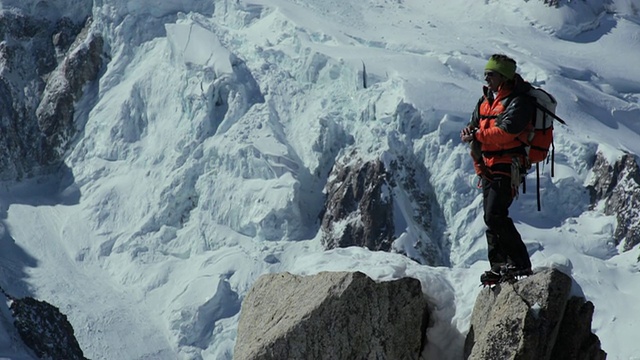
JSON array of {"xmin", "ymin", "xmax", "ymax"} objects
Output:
[
  {"xmin": 536, "ymin": 163, "xmax": 542, "ymax": 211},
  {"xmin": 499, "ymin": 91, "xmax": 544, "ymax": 210},
  {"xmin": 475, "ymin": 96, "xmax": 485, "ymax": 121},
  {"xmin": 532, "ymin": 101, "xmax": 567, "ymax": 125},
  {"xmin": 481, "ymin": 146, "xmax": 528, "ymax": 158}
]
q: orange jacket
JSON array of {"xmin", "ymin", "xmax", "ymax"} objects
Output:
[{"xmin": 469, "ymin": 74, "xmax": 534, "ymax": 175}]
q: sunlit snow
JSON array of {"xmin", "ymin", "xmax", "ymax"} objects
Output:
[{"xmin": 1, "ymin": 0, "xmax": 639, "ymax": 359}]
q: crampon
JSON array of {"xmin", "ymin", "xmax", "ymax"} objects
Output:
[{"xmin": 480, "ymin": 266, "xmax": 533, "ymax": 287}]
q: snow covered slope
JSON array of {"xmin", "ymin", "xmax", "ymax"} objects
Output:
[{"xmin": 0, "ymin": 0, "xmax": 639, "ymax": 359}]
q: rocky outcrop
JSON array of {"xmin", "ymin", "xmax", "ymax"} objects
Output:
[
  {"xmin": 0, "ymin": 9, "xmax": 103, "ymax": 180},
  {"xmin": 385, "ymin": 154, "xmax": 447, "ymax": 266},
  {"xmin": 234, "ymin": 271, "xmax": 429, "ymax": 360},
  {"xmin": 551, "ymin": 296, "xmax": 606, "ymax": 360},
  {"xmin": 3, "ymin": 290, "xmax": 87, "ymax": 360},
  {"xmin": 36, "ymin": 21, "xmax": 104, "ymax": 162},
  {"xmin": 464, "ymin": 269, "xmax": 606, "ymax": 360},
  {"xmin": 319, "ymin": 150, "xmax": 446, "ymax": 265},
  {"xmin": 587, "ymin": 152, "xmax": 640, "ymax": 251},
  {"xmin": 320, "ymin": 156, "xmax": 395, "ymax": 251}
]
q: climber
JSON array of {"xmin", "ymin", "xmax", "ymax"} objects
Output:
[{"xmin": 460, "ymin": 54, "xmax": 533, "ymax": 284}]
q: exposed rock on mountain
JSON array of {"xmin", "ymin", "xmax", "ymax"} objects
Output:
[
  {"xmin": 464, "ymin": 269, "xmax": 606, "ymax": 360},
  {"xmin": 0, "ymin": 9, "xmax": 103, "ymax": 180},
  {"xmin": 320, "ymin": 156, "xmax": 395, "ymax": 251},
  {"xmin": 234, "ymin": 271, "xmax": 429, "ymax": 360},
  {"xmin": 385, "ymin": 153, "xmax": 447, "ymax": 266},
  {"xmin": 319, "ymin": 151, "xmax": 446, "ymax": 266},
  {"xmin": 36, "ymin": 22, "xmax": 104, "ymax": 162},
  {"xmin": 551, "ymin": 296, "xmax": 606, "ymax": 360},
  {"xmin": 587, "ymin": 152, "xmax": 640, "ymax": 251},
  {"xmin": 3, "ymin": 290, "xmax": 87, "ymax": 360}
]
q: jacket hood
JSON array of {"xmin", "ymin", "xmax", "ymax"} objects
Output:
[{"xmin": 511, "ymin": 73, "xmax": 533, "ymax": 95}]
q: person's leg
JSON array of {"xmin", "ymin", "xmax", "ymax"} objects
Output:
[
  {"xmin": 483, "ymin": 175, "xmax": 531, "ymax": 270},
  {"xmin": 483, "ymin": 177, "xmax": 507, "ymax": 268}
]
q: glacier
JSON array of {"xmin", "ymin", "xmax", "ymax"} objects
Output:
[{"xmin": 0, "ymin": 0, "xmax": 639, "ymax": 359}]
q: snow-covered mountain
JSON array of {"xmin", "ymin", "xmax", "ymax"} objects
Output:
[{"xmin": 0, "ymin": 0, "xmax": 639, "ymax": 359}]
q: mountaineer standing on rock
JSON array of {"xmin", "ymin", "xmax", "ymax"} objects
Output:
[{"xmin": 460, "ymin": 54, "xmax": 534, "ymax": 284}]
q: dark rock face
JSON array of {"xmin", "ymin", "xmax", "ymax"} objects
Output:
[
  {"xmin": 587, "ymin": 152, "xmax": 640, "ymax": 251},
  {"xmin": 234, "ymin": 271, "xmax": 429, "ymax": 360},
  {"xmin": 385, "ymin": 154, "xmax": 447, "ymax": 266},
  {"xmin": 551, "ymin": 297, "xmax": 606, "ymax": 360},
  {"xmin": 9, "ymin": 295, "xmax": 87, "ymax": 360},
  {"xmin": 319, "ymin": 152, "xmax": 446, "ymax": 265},
  {"xmin": 36, "ymin": 24, "xmax": 104, "ymax": 160},
  {"xmin": 0, "ymin": 10, "xmax": 104, "ymax": 180},
  {"xmin": 464, "ymin": 269, "xmax": 606, "ymax": 360},
  {"xmin": 320, "ymin": 156, "xmax": 395, "ymax": 251}
]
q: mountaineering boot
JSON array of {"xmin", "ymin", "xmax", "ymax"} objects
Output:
[
  {"xmin": 501, "ymin": 264, "xmax": 533, "ymax": 276},
  {"xmin": 499, "ymin": 264, "xmax": 533, "ymax": 283},
  {"xmin": 480, "ymin": 270, "xmax": 501, "ymax": 286},
  {"xmin": 480, "ymin": 264, "xmax": 504, "ymax": 286},
  {"xmin": 481, "ymin": 264, "xmax": 533, "ymax": 286}
]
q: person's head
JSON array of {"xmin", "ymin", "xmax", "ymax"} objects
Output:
[{"xmin": 484, "ymin": 54, "xmax": 516, "ymax": 91}]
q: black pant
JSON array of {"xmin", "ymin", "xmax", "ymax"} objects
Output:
[{"xmin": 482, "ymin": 175, "xmax": 531, "ymax": 270}]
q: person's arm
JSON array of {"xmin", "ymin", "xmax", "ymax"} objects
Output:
[{"xmin": 461, "ymin": 97, "xmax": 483, "ymax": 143}]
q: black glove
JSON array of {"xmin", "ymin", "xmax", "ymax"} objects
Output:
[{"xmin": 460, "ymin": 126, "xmax": 477, "ymax": 143}]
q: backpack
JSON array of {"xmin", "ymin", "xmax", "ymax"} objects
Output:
[
  {"xmin": 522, "ymin": 87, "xmax": 568, "ymax": 210},
  {"xmin": 526, "ymin": 87, "xmax": 566, "ymax": 164}
]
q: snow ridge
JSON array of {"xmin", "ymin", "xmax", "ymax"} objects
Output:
[{"xmin": 0, "ymin": 0, "xmax": 639, "ymax": 359}]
